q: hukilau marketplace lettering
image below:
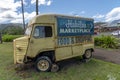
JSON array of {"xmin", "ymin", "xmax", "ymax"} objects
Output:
[
  {"xmin": 57, "ymin": 17, "xmax": 94, "ymax": 36},
  {"xmin": 59, "ymin": 28, "xmax": 90, "ymax": 33}
]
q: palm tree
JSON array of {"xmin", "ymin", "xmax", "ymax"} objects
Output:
[
  {"xmin": 36, "ymin": 0, "xmax": 39, "ymax": 15},
  {"xmin": 21, "ymin": 0, "xmax": 26, "ymax": 31}
]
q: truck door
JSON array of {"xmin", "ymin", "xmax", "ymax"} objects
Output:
[
  {"xmin": 55, "ymin": 37, "xmax": 73, "ymax": 61},
  {"xmin": 72, "ymin": 37, "xmax": 83, "ymax": 56},
  {"xmin": 28, "ymin": 24, "xmax": 54, "ymax": 57}
]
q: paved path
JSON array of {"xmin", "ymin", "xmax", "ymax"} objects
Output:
[{"xmin": 93, "ymin": 48, "xmax": 120, "ymax": 65}]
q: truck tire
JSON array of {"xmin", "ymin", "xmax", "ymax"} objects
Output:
[
  {"xmin": 51, "ymin": 63, "xmax": 59, "ymax": 72},
  {"xmin": 83, "ymin": 49, "xmax": 92, "ymax": 59},
  {"xmin": 35, "ymin": 56, "xmax": 52, "ymax": 72}
]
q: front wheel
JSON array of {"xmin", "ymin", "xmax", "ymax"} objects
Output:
[
  {"xmin": 35, "ymin": 56, "xmax": 52, "ymax": 72},
  {"xmin": 82, "ymin": 49, "xmax": 92, "ymax": 59}
]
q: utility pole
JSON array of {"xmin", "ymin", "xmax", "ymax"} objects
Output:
[
  {"xmin": 36, "ymin": 0, "xmax": 39, "ymax": 15},
  {"xmin": 21, "ymin": 0, "xmax": 26, "ymax": 31}
]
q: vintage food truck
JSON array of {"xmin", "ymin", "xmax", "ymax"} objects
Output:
[{"xmin": 13, "ymin": 14, "xmax": 94, "ymax": 72}]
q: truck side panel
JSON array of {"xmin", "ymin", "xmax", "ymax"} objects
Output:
[{"xmin": 55, "ymin": 17, "xmax": 94, "ymax": 61}]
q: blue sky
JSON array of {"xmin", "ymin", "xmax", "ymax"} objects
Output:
[{"xmin": 0, "ymin": 0, "xmax": 120, "ymax": 23}]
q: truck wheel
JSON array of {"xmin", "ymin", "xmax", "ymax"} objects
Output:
[
  {"xmin": 83, "ymin": 49, "xmax": 92, "ymax": 59},
  {"xmin": 51, "ymin": 63, "xmax": 59, "ymax": 72},
  {"xmin": 35, "ymin": 56, "xmax": 52, "ymax": 72}
]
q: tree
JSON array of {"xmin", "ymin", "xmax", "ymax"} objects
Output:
[{"xmin": 2, "ymin": 26, "xmax": 24, "ymax": 35}]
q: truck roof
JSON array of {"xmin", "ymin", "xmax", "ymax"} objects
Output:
[
  {"xmin": 36, "ymin": 14, "xmax": 93, "ymax": 20},
  {"xmin": 28, "ymin": 14, "xmax": 94, "ymax": 26}
]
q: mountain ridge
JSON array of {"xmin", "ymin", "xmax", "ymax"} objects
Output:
[
  {"xmin": 0, "ymin": 23, "xmax": 23, "ymax": 31},
  {"xmin": 0, "ymin": 19, "xmax": 120, "ymax": 30}
]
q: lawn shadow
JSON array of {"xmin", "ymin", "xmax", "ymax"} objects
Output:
[
  {"xmin": 13, "ymin": 57, "xmax": 93, "ymax": 79},
  {"xmin": 56, "ymin": 57, "xmax": 87, "ymax": 71}
]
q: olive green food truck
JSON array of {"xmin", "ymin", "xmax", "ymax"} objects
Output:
[{"xmin": 14, "ymin": 14, "xmax": 94, "ymax": 72}]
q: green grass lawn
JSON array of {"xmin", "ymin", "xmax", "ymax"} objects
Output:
[{"xmin": 0, "ymin": 42, "xmax": 120, "ymax": 80}]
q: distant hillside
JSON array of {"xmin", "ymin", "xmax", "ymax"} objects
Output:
[
  {"xmin": 0, "ymin": 23, "xmax": 23, "ymax": 31},
  {"xmin": 94, "ymin": 22, "xmax": 107, "ymax": 26},
  {"xmin": 109, "ymin": 19, "xmax": 120, "ymax": 26},
  {"xmin": 95, "ymin": 19, "xmax": 120, "ymax": 27}
]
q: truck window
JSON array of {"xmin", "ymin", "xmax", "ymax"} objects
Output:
[
  {"xmin": 33, "ymin": 26, "xmax": 52, "ymax": 38},
  {"xmin": 25, "ymin": 26, "xmax": 32, "ymax": 36}
]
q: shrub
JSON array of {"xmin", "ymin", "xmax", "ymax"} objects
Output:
[
  {"xmin": 2, "ymin": 35, "xmax": 22, "ymax": 42},
  {"xmin": 95, "ymin": 35, "xmax": 119, "ymax": 49},
  {"xmin": 117, "ymin": 38, "xmax": 120, "ymax": 45}
]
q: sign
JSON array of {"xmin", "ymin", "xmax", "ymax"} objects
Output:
[
  {"xmin": 57, "ymin": 35, "xmax": 92, "ymax": 46},
  {"xmin": 57, "ymin": 17, "xmax": 94, "ymax": 36}
]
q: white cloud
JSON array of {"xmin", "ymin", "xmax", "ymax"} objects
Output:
[
  {"xmin": 0, "ymin": 0, "xmax": 21, "ymax": 12},
  {"xmin": 31, "ymin": 0, "xmax": 52, "ymax": 6},
  {"xmin": 105, "ymin": 7, "xmax": 120, "ymax": 22},
  {"xmin": 93, "ymin": 14, "xmax": 105, "ymax": 19},
  {"xmin": 0, "ymin": 0, "xmax": 36, "ymax": 23},
  {"xmin": 92, "ymin": 14, "xmax": 105, "ymax": 22},
  {"xmin": 47, "ymin": 0, "xmax": 52, "ymax": 6},
  {"xmin": 80, "ymin": 11, "xmax": 85, "ymax": 14},
  {"xmin": 24, "ymin": 12, "xmax": 36, "ymax": 22},
  {"xmin": 93, "ymin": 7, "xmax": 120, "ymax": 22},
  {"xmin": 0, "ymin": 0, "xmax": 21, "ymax": 23},
  {"xmin": 0, "ymin": 0, "xmax": 52, "ymax": 23},
  {"xmin": 69, "ymin": 11, "xmax": 79, "ymax": 16},
  {"xmin": 69, "ymin": 11, "xmax": 85, "ymax": 16},
  {"xmin": 10, "ymin": 12, "xmax": 36, "ymax": 23}
]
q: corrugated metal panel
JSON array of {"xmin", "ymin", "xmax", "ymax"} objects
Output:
[{"xmin": 14, "ymin": 37, "xmax": 28, "ymax": 64}]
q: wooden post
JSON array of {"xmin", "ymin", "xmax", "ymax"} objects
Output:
[
  {"xmin": 21, "ymin": 0, "xmax": 26, "ymax": 31},
  {"xmin": 0, "ymin": 32, "xmax": 2, "ymax": 44},
  {"xmin": 36, "ymin": 0, "xmax": 39, "ymax": 15}
]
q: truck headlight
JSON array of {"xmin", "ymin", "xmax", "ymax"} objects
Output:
[{"xmin": 16, "ymin": 45, "xmax": 22, "ymax": 51}]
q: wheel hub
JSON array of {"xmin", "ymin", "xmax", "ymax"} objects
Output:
[
  {"xmin": 86, "ymin": 50, "xmax": 91, "ymax": 58},
  {"xmin": 38, "ymin": 60, "xmax": 49, "ymax": 71}
]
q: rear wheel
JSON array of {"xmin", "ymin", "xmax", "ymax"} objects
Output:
[
  {"xmin": 35, "ymin": 56, "xmax": 52, "ymax": 72},
  {"xmin": 51, "ymin": 63, "xmax": 59, "ymax": 72},
  {"xmin": 83, "ymin": 49, "xmax": 92, "ymax": 59}
]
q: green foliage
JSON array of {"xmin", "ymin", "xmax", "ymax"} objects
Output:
[
  {"xmin": 2, "ymin": 35, "xmax": 22, "ymax": 42},
  {"xmin": 115, "ymin": 38, "xmax": 120, "ymax": 47},
  {"xmin": 95, "ymin": 35, "xmax": 119, "ymax": 48}
]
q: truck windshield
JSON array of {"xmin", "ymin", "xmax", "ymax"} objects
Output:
[{"xmin": 25, "ymin": 26, "xmax": 32, "ymax": 36}]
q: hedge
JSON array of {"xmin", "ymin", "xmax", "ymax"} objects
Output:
[{"xmin": 2, "ymin": 35, "xmax": 22, "ymax": 42}]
